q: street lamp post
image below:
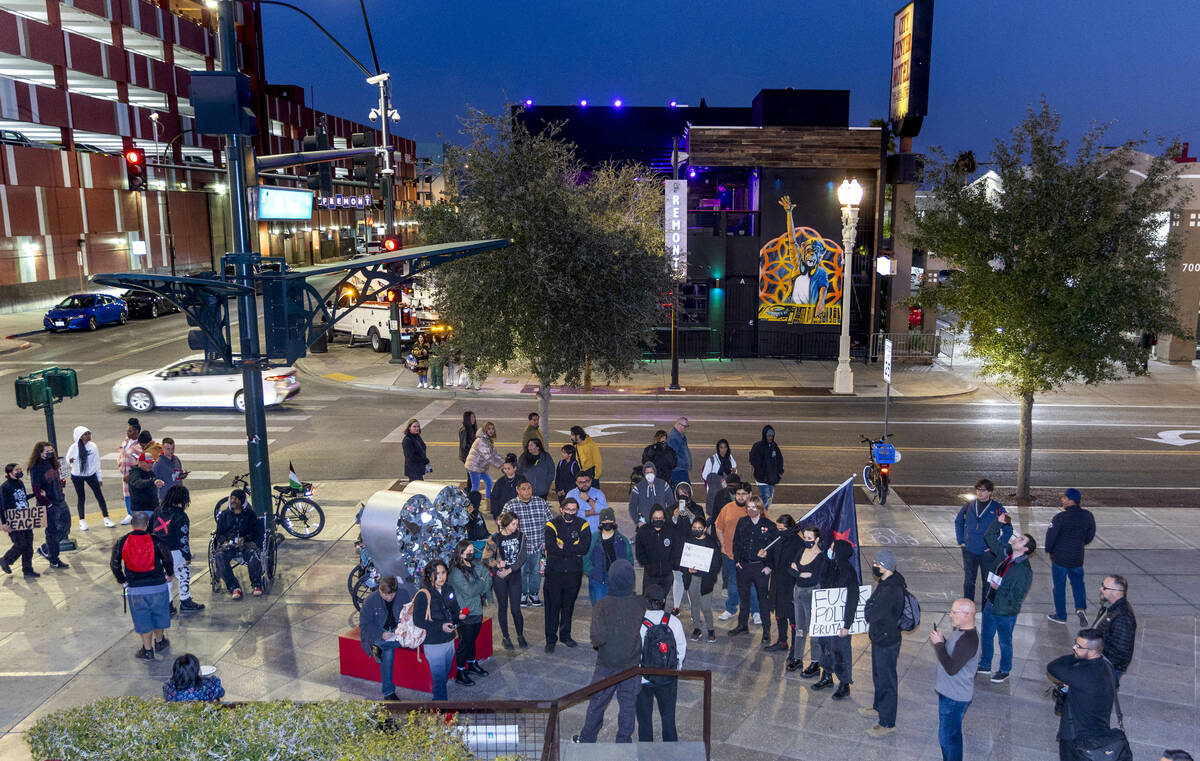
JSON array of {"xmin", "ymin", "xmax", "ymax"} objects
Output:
[{"xmin": 833, "ymin": 178, "xmax": 863, "ymax": 395}]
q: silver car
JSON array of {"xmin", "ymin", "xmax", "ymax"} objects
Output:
[{"xmin": 111, "ymin": 355, "xmax": 300, "ymax": 412}]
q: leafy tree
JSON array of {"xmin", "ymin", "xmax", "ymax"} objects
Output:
[
  {"xmin": 418, "ymin": 109, "xmax": 670, "ymax": 436},
  {"xmin": 912, "ymin": 102, "xmax": 1187, "ymax": 501}
]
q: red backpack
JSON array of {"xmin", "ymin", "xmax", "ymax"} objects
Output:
[{"xmin": 122, "ymin": 533, "xmax": 157, "ymax": 573}]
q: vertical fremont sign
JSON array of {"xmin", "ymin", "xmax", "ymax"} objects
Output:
[{"xmin": 664, "ymin": 180, "xmax": 687, "ymax": 277}]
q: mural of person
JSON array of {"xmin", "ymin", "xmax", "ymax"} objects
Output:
[{"xmin": 790, "ymin": 238, "xmax": 830, "ymax": 314}]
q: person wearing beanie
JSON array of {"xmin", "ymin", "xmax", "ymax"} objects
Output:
[
  {"xmin": 1045, "ymin": 487, "xmax": 1095, "ymax": 626},
  {"xmin": 574, "ymin": 559, "xmax": 643, "ymax": 744},
  {"xmin": 629, "ymin": 462, "xmax": 670, "ymax": 527},
  {"xmin": 862, "ymin": 548, "xmax": 908, "ymax": 737},
  {"xmin": 636, "ymin": 583, "xmax": 687, "ymax": 742},
  {"xmin": 584, "ymin": 507, "xmax": 633, "ymax": 604}
]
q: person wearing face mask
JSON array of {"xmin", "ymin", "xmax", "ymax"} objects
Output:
[
  {"xmin": 448, "ymin": 539, "xmax": 491, "ymax": 684},
  {"xmin": 543, "ymin": 497, "xmax": 592, "ymax": 652},
  {"xmin": 861, "ymin": 549, "xmax": 907, "ymax": 737},
  {"xmin": 635, "ymin": 506, "xmax": 676, "ymax": 597},
  {"xmin": 811, "ymin": 539, "xmax": 858, "ymax": 699},
  {"xmin": 67, "ymin": 425, "xmax": 112, "ymax": 530},
  {"xmin": 668, "ymin": 483, "xmax": 704, "ymax": 615},
  {"xmin": 714, "ymin": 484, "xmax": 760, "ymax": 623},
  {"xmin": 584, "ymin": 507, "xmax": 633, "ymax": 605},
  {"xmin": 1, "ymin": 463, "xmax": 40, "ymax": 578},
  {"xmin": 786, "ymin": 525, "xmax": 827, "ymax": 676},
  {"xmin": 28, "ymin": 441, "xmax": 70, "ymax": 569},
  {"xmin": 678, "ymin": 515, "xmax": 723, "ymax": 642},
  {"xmin": 764, "ymin": 514, "xmax": 799, "ymax": 654},
  {"xmin": 640, "ymin": 431, "xmax": 677, "ymax": 487},
  {"xmin": 629, "ymin": 462, "xmax": 669, "ymax": 528},
  {"xmin": 730, "ymin": 496, "xmax": 778, "ymax": 643},
  {"xmin": 484, "ymin": 512, "xmax": 528, "ymax": 649}
]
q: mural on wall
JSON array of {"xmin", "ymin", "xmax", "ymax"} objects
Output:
[{"xmin": 758, "ymin": 196, "xmax": 844, "ymax": 326}]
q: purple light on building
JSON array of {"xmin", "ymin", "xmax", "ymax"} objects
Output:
[
  {"xmin": 613, "ymin": 99, "xmax": 623, "ymax": 108},
  {"xmin": 688, "ymin": 168, "xmax": 696, "ymax": 179},
  {"xmin": 669, "ymin": 100, "xmax": 678, "ymax": 107},
  {"xmin": 524, "ymin": 98, "xmax": 533, "ymax": 107},
  {"xmin": 579, "ymin": 99, "xmax": 588, "ymax": 107}
]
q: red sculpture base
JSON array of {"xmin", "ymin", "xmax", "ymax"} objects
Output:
[{"xmin": 339, "ymin": 617, "xmax": 494, "ymax": 693}]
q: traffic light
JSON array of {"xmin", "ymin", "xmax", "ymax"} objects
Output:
[
  {"xmin": 352, "ymin": 131, "xmax": 377, "ymax": 187},
  {"xmin": 124, "ymin": 148, "xmax": 146, "ymax": 191},
  {"xmin": 381, "ymin": 237, "xmax": 399, "ymax": 253},
  {"xmin": 303, "ymin": 132, "xmax": 332, "ymax": 196}
]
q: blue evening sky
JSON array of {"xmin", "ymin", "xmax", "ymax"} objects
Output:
[{"xmin": 261, "ymin": 0, "xmax": 1200, "ymax": 157}]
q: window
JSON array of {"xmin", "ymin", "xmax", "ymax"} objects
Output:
[
  {"xmin": 679, "ymin": 282, "xmax": 709, "ymax": 325},
  {"xmin": 1190, "ymin": 212, "xmax": 1200, "ymax": 228}
]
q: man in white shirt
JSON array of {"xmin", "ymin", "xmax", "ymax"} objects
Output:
[{"xmin": 637, "ymin": 584, "xmax": 687, "ymax": 742}]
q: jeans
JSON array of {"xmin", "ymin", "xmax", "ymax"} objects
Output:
[
  {"xmin": 756, "ymin": 482, "xmax": 775, "ymax": 509},
  {"xmin": 456, "ymin": 620, "xmax": 481, "ymax": 668},
  {"xmin": 521, "ymin": 551, "xmax": 542, "ymax": 597},
  {"xmin": 71, "ymin": 474, "xmax": 108, "ymax": 519},
  {"xmin": 736, "ymin": 563, "xmax": 772, "ymax": 635},
  {"xmin": 578, "ymin": 664, "xmax": 639, "ymax": 743},
  {"xmin": 468, "ymin": 471, "xmax": 493, "ymax": 495},
  {"xmin": 375, "ymin": 638, "xmax": 402, "ymax": 696},
  {"xmin": 961, "ymin": 548, "xmax": 990, "ymax": 604},
  {"xmin": 817, "ymin": 634, "xmax": 852, "ymax": 683},
  {"xmin": 937, "ymin": 693, "xmax": 970, "ymax": 761},
  {"xmin": 588, "ymin": 578, "xmax": 608, "ymax": 605},
  {"xmin": 492, "ymin": 571, "xmax": 524, "ymax": 639},
  {"xmin": 424, "ymin": 640, "xmax": 456, "ymax": 701},
  {"xmin": 543, "ymin": 571, "xmax": 582, "ymax": 643},
  {"xmin": 636, "ymin": 679, "xmax": 678, "ymax": 742},
  {"xmin": 1051, "ymin": 563, "xmax": 1087, "ymax": 619},
  {"xmin": 791, "ymin": 586, "xmax": 816, "ymax": 661},
  {"xmin": 979, "ymin": 604, "xmax": 1017, "ymax": 672},
  {"xmin": 871, "ymin": 641, "xmax": 901, "ymax": 727},
  {"xmin": 723, "ymin": 556, "xmax": 759, "ymax": 615}
]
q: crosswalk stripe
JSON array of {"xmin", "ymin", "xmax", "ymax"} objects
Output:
[
  {"xmin": 101, "ymin": 469, "xmax": 228, "ymax": 481},
  {"xmin": 185, "ymin": 414, "xmax": 310, "ymax": 422},
  {"xmin": 81, "ymin": 369, "xmax": 145, "ymax": 386},
  {"xmin": 101, "ymin": 452, "xmax": 248, "ymax": 462},
  {"xmin": 382, "ymin": 399, "xmax": 454, "ymax": 442},
  {"xmin": 163, "ymin": 425, "xmax": 292, "ymax": 433}
]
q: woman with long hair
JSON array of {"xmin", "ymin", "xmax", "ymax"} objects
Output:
[
  {"xmin": 66, "ymin": 424, "xmax": 112, "ymax": 530},
  {"xmin": 116, "ymin": 417, "xmax": 141, "ymax": 523},
  {"xmin": 401, "ymin": 418, "xmax": 430, "ymax": 482},
  {"xmin": 27, "ymin": 440, "xmax": 68, "ymax": 569},
  {"xmin": 464, "ymin": 421, "xmax": 503, "ymax": 497},
  {"xmin": 448, "ymin": 539, "xmax": 490, "ymax": 683},
  {"xmin": 765, "ymin": 513, "xmax": 799, "ymax": 655},
  {"xmin": 162, "ymin": 653, "xmax": 225, "ymax": 701},
  {"xmin": 412, "ymin": 559, "xmax": 464, "ymax": 701},
  {"xmin": 787, "ymin": 525, "xmax": 827, "ymax": 675},
  {"xmin": 483, "ymin": 512, "xmax": 528, "ymax": 649},
  {"xmin": 517, "ymin": 437, "xmax": 554, "ymax": 500}
]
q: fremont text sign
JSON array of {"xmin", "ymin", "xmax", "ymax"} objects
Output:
[{"xmin": 665, "ymin": 180, "xmax": 687, "ymax": 277}]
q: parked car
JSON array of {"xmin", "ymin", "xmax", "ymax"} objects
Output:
[
  {"xmin": 120, "ymin": 290, "xmax": 180, "ymax": 319},
  {"xmin": 111, "ymin": 355, "xmax": 300, "ymax": 413},
  {"xmin": 44, "ymin": 293, "xmax": 128, "ymax": 331}
]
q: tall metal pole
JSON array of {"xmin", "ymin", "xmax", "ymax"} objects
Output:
[
  {"xmin": 668, "ymin": 138, "xmax": 681, "ymax": 390},
  {"xmin": 218, "ymin": 0, "xmax": 271, "ymax": 520}
]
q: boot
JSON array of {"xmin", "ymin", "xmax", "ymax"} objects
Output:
[
  {"xmin": 801, "ymin": 662, "xmax": 822, "ymax": 678},
  {"xmin": 832, "ymin": 682, "xmax": 851, "ymax": 700},
  {"xmin": 468, "ymin": 661, "xmax": 488, "ymax": 676},
  {"xmin": 786, "ymin": 658, "xmax": 804, "ymax": 672},
  {"xmin": 811, "ymin": 674, "xmax": 834, "ymax": 691},
  {"xmin": 454, "ymin": 671, "xmax": 475, "ymax": 686},
  {"xmin": 764, "ymin": 639, "xmax": 788, "ymax": 652}
]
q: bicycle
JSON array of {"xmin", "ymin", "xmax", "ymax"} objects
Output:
[
  {"xmin": 860, "ymin": 434, "xmax": 897, "ymax": 505},
  {"xmin": 212, "ymin": 472, "xmax": 326, "ymax": 539},
  {"xmin": 348, "ymin": 538, "xmax": 381, "ymax": 611}
]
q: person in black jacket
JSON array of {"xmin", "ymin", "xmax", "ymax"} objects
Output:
[
  {"xmin": 126, "ymin": 451, "xmax": 163, "ymax": 514},
  {"xmin": 214, "ymin": 489, "xmax": 264, "ymax": 599},
  {"xmin": 1046, "ymin": 629, "xmax": 1116, "ymax": 761},
  {"xmin": 635, "ymin": 506, "xmax": 676, "ymax": 596},
  {"xmin": 787, "ymin": 525, "xmax": 827, "ymax": 675},
  {"xmin": 543, "ymin": 497, "xmax": 592, "ymax": 652},
  {"xmin": 111, "ymin": 511, "xmax": 175, "ymax": 659},
  {"xmin": 748, "ymin": 425, "xmax": 783, "ymax": 508},
  {"xmin": 1, "ymin": 463, "xmax": 40, "ymax": 578},
  {"xmin": 764, "ymin": 514, "xmax": 799, "ymax": 654},
  {"xmin": 640, "ymin": 431, "xmax": 678, "ymax": 487},
  {"xmin": 1093, "ymin": 575, "xmax": 1136, "ymax": 686},
  {"xmin": 358, "ymin": 575, "xmax": 414, "ymax": 700},
  {"xmin": 28, "ymin": 441, "xmax": 70, "ymax": 569},
  {"xmin": 151, "ymin": 485, "xmax": 204, "ymax": 614},
  {"xmin": 458, "ymin": 411, "xmax": 477, "ymax": 464},
  {"xmin": 412, "ymin": 559, "xmax": 465, "ymax": 701},
  {"xmin": 679, "ymin": 516, "xmax": 722, "ymax": 642},
  {"xmin": 489, "ymin": 456, "xmax": 520, "ymax": 520},
  {"xmin": 554, "ymin": 444, "xmax": 580, "ymax": 504},
  {"xmin": 1045, "ymin": 488, "xmax": 1096, "ymax": 626},
  {"xmin": 463, "ymin": 491, "xmax": 490, "ymax": 541},
  {"xmin": 863, "ymin": 549, "xmax": 906, "ymax": 736},
  {"xmin": 574, "ymin": 559, "xmax": 643, "ymax": 744},
  {"xmin": 812, "ymin": 539, "xmax": 858, "ymax": 699},
  {"xmin": 401, "ymin": 419, "xmax": 430, "ymax": 482},
  {"xmin": 731, "ymin": 496, "xmax": 778, "ymax": 642}
]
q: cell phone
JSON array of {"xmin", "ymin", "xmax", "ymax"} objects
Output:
[{"xmin": 932, "ymin": 622, "xmax": 939, "ymax": 632}]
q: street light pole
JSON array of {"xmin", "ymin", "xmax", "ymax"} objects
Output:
[{"xmin": 833, "ymin": 178, "xmax": 863, "ymax": 395}]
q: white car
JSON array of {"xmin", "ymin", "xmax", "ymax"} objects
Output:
[{"xmin": 111, "ymin": 355, "xmax": 300, "ymax": 412}]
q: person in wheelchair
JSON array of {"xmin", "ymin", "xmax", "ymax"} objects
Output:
[{"xmin": 214, "ymin": 489, "xmax": 264, "ymax": 599}]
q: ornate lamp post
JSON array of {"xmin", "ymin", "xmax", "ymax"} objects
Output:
[{"xmin": 833, "ymin": 178, "xmax": 863, "ymax": 394}]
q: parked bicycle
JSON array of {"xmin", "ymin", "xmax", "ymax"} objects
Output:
[
  {"xmin": 860, "ymin": 434, "xmax": 898, "ymax": 505},
  {"xmin": 212, "ymin": 472, "xmax": 326, "ymax": 539},
  {"xmin": 348, "ymin": 537, "xmax": 381, "ymax": 611}
]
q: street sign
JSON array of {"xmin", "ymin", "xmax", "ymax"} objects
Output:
[
  {"xmin": 883, "ymin": 339, "xmax": 893, "ymax": 384},
  {"xmin": 664, "ymin": 180, "xmax": 687, "ymax": 277}
]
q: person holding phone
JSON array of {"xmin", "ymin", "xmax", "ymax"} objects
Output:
[
  {"xmin": 154, "ymin": 438, "xmax": 188, "ymax": 503},
  {"xmin": 412, "ymin": 559, "xmax": 465, "ymax": 701}
]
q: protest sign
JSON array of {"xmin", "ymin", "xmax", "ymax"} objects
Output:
[
  {"xmin": 677, "ymin": 542, "xmax": 714, "ymax": 571},
  {"xmin": 809, "ymin": 585, "xmax": 872, "ymax": 637},
  {"xmin": 5, "ymin": 504, "xmax": 46, "ymax": 531}
]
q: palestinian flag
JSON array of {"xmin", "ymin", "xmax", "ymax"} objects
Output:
[{"xmin": 288, "ymin": 462, "xmax": 303, "ymax": 490}]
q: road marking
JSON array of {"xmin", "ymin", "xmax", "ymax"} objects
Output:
[
  {"xmin": 297, "ymin": 394, "xmax": 343, "ymax": 401},
  {"xmin": 101, "ymin": 469, "xmax": 227, "ymax": 481},
  {"xmin": 81, "ymin": 368, "xmax": 146, "ymax": 386},
  {"xmin": 163, "ymin": 425, "xmax": 292, "ymax": 433},
  {"xmin": 432, "ymin": 415, "xmax": 1199, "ymax": 429},
  {"xmin": 323, "ymin": 372, "xmax": 357, "ymax": 382},
  {"xmin": 382, "ymin": 399, "xmax": 454, "ymax": 442},
  {"xmin": 185, "ymin": 414, "xmax": 310, "ymax": 422},
  {"xmin": 1137, "ymin": 430, "xmax": 1200, "ymax": 447},
  {"xmin": 102, "ymin": 452, "xmax": 249, "ymax": 462},
  {"xmin": 553, "ymin": 423, "xmax": 655, "ymax": 438},
  {"xmin": 0, "ymin": 359, "xmax": 106, "ymax": 365}
]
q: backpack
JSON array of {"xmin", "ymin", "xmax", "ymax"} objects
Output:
[
  {"xmin": 122, "ymin": 533, "xmax": 157, "ymax": 574},
  {"xmin": 393, "ymin": 592, "xmax": 428, "ymax": 653},
  {"xmin": 640, "ymin": 613, "xmax": 678, "ymax": 685},
  {"xmin": 898, "ymin": 587, "xmax": 921, "ymax": 632}
]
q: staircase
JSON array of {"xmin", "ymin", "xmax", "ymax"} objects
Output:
[{"xmin": 560, "ymin": 741, "xmax": 709, "ymax": 760}]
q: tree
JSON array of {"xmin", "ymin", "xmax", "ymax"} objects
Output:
[
  {"xmin": 418, "ymin": 109, "xmax": 670, "ymax": 437},
  {"xmin": 911, "ymin": 102, "xmax": 1187, "ymax": 501}
]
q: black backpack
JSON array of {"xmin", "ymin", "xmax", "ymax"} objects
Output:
[
  {"xmin": 898, "ymin": 586, "xmax": 921, "ymax": 632},
  {"xmin": 641, "ymin": 613, "xmax": 678, "ymax": 685}
]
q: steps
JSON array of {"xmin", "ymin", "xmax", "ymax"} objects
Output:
[{"xmin": 559, "ymin": 740, "xmax": 707, "ymax": 760}]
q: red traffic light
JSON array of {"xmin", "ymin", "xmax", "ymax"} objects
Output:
[
  {"xmin": 381, "ymin": 237, "xmax": 400, "ymax": 252},
  {"xmin": 124, "ymin": 148, "xmax": 145, "ymax": 166}
]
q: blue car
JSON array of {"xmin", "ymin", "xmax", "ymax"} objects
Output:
[{"xmin": 44, "ymin": 293, "xmax": 128, "ymax": 332}]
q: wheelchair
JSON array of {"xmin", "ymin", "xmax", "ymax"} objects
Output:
[{"xmin": 207, "ymin": 515, "xmax": 279, "ymax": 595}]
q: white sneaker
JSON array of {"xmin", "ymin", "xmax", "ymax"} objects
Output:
[
  {"xmin": 103, "ymin": 517, "xmax": 116, "ymax": 528},
  {"xmin": 717, "ymin": 611, "xmax": 734, "ymax": 621},
  {"xmin": 79, "ymin": 519, "xmax": 88, "ymax": 531},
  {"xmin": 120, "ymin": 515, "xmax": 133, "ymax": 525},
  {"xmin": 752, "ymin": 612, "xmax": 762, "ymax": 626}
]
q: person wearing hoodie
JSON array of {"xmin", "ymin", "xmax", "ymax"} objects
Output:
[
  {"xmin": 458, "ymin": 411, "xmax": 477, "ymax": 465},
  {"xmin": 151, "ymin": 485, "xmax": 204, "ymax": 614},
  {"xmin": 401, "ymin": 419, "xmax": 430, "ymax": 482},
  {"xmin": 764, "ymin": 514, "xmax": 800, "ymax": 654},
  {"xmin": 1, "ymin": 463, "xmax": 40, "ymax": 578},
  {"xmin": 666, "ymin": 418, "xmax": 692, "ymax": 487},
  {"xmin": 573, "ymin": 559, "xmax": 643, "ymax": 744},
  {"xmin": 489, "ymin": 455, "xmax": 521, "ymax": 520},
  {"xmin": 67, "ymin": 425, "xmax": 112, "ymax": 530},
  {"xmin": 570, "ymin": 426, "xmax": 603, "ymax": 485},
  {"xmin": 731, "ymin": 496, "xmax": 778, "ymax": 642},
  {"xmin": 584, "ymin": 507, "xmax": 634, "ymax": 604},
  {"xmin": 679, "ymin": 515, "xmax": 722, "ymax": 642},
  {"xmin": 862, "ymin": 549, "xmax": 907, "ymax": 737},
  {"xmin": 465, "ymin": 421, "xmax": 504, "ymax": 503},
  {"xmin": 748, "ymin": 425, "xmax": 784, "ymax": 509},
  {"xmin": 517, "ymin": 438, "xmax": 555, "ymax": 500},
  {"xmin": 628, "ymin": 462, "xmax": 670, "ymax": 527},
  {"xmin": 635, "ymin": 506, "xmax": 676, "ymax": 597},
  {"xmin": 978, "ymin": 514, "xmax": 1033, "ymax": 684},
  {"xmin": 811, "ymin": 539, "xmax": 858, "ymax": 700},
  {"xmin": 28, "ymin": 441, "xmax": 69, "ymax": 569},
  {"xmin": 700, "ymin": 439, "xmax": 737, "ymax": 484},
  {"xmin": 463, "ymin": 491, "xmax": 491, "ymax": 541},
  {"xmin": 640, "ymin": 431, "xmax": 677, "ymax": 487},
  {"xmin": 554, "ymin": 444, "xmax": 580, "ymax": 504}
]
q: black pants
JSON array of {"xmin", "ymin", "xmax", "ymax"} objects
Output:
[
  {"xmin": 217, "ymin": 545, "xmax": 263, "ymax": 591},
  {"xmin": 736, "ymin": 563, "xmax": 772, "ymax": 635},
  {"xmin": 961, "ymin": 548, "xmax": 990, "ymax": 604},
  {"xmin": 543, "ymin": 571, "xmax": 582, "ymax": 643},
  {"xmin": 456, "ymin": 619, "xmax": 481, "ymax": 668},
  {"xmin": 636, "ymin": 679, "xmax": 678, "ymax": 742},
  {"xmin": 40, "ymin": 502, "xmax": 68, "ymax": 562},
  {"xmin": 817, "ymin": 634, "xmax": 853, "ymax": 683},
  {"xmin": 71, "ymin": 474, "xmax": 109, "ymax": 519},
  {"xmin": 643, "ymin": 572, "xmax": 672, "ymax": 599},
  {"xmin": 871, "ymin": 641, "xmax": 901, "ymax": 727},
  {"xmin": 3, "ymin": 529, "xmax": 35, "ymax": 572},
  {"xmin": 492, "ymin": 571, "xmax": 524, "ymax": 639}
]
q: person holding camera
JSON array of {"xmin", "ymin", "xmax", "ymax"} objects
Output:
[{"xmin": 213, "ymin": 489, "xmax": 264, "ymax": 599}]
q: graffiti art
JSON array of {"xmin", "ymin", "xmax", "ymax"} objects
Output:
[{"xmin": 758, "ymin": 196, "xmax": 844, "ymax": 326}]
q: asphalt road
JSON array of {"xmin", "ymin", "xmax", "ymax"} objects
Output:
[{"xmin": 4, "ymin": 314, "xmax": 1199, "ymax": 509}]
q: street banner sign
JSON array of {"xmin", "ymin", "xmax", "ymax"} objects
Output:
[
  {"xmin": 664, "ymin": 180, "xmax": 687, "ymax": 277},
  {"xmin": 883, "ymin": 338, "xmax": 893, "ymax": 384}
]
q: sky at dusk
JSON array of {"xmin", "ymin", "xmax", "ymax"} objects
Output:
[{"xmin": 260, "ymin": 0, "xmax": 1200, "ymax": 158}]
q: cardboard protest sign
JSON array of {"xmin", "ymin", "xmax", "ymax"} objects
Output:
[
  {"xmin": 809, "ymin": 585, "xmax": 872, "ymax": 637},
  {"xmin": 5, "ymin": 504, "xmax": 46, "ymax": 531}
]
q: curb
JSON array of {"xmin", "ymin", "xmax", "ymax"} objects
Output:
[
  {"xmin": 294, "ymin": 358, "xmax": 980, "ymax": 402},
  {"xmin": 0, "ymin": 340, "xmax": 32, "ymax": 356}
]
